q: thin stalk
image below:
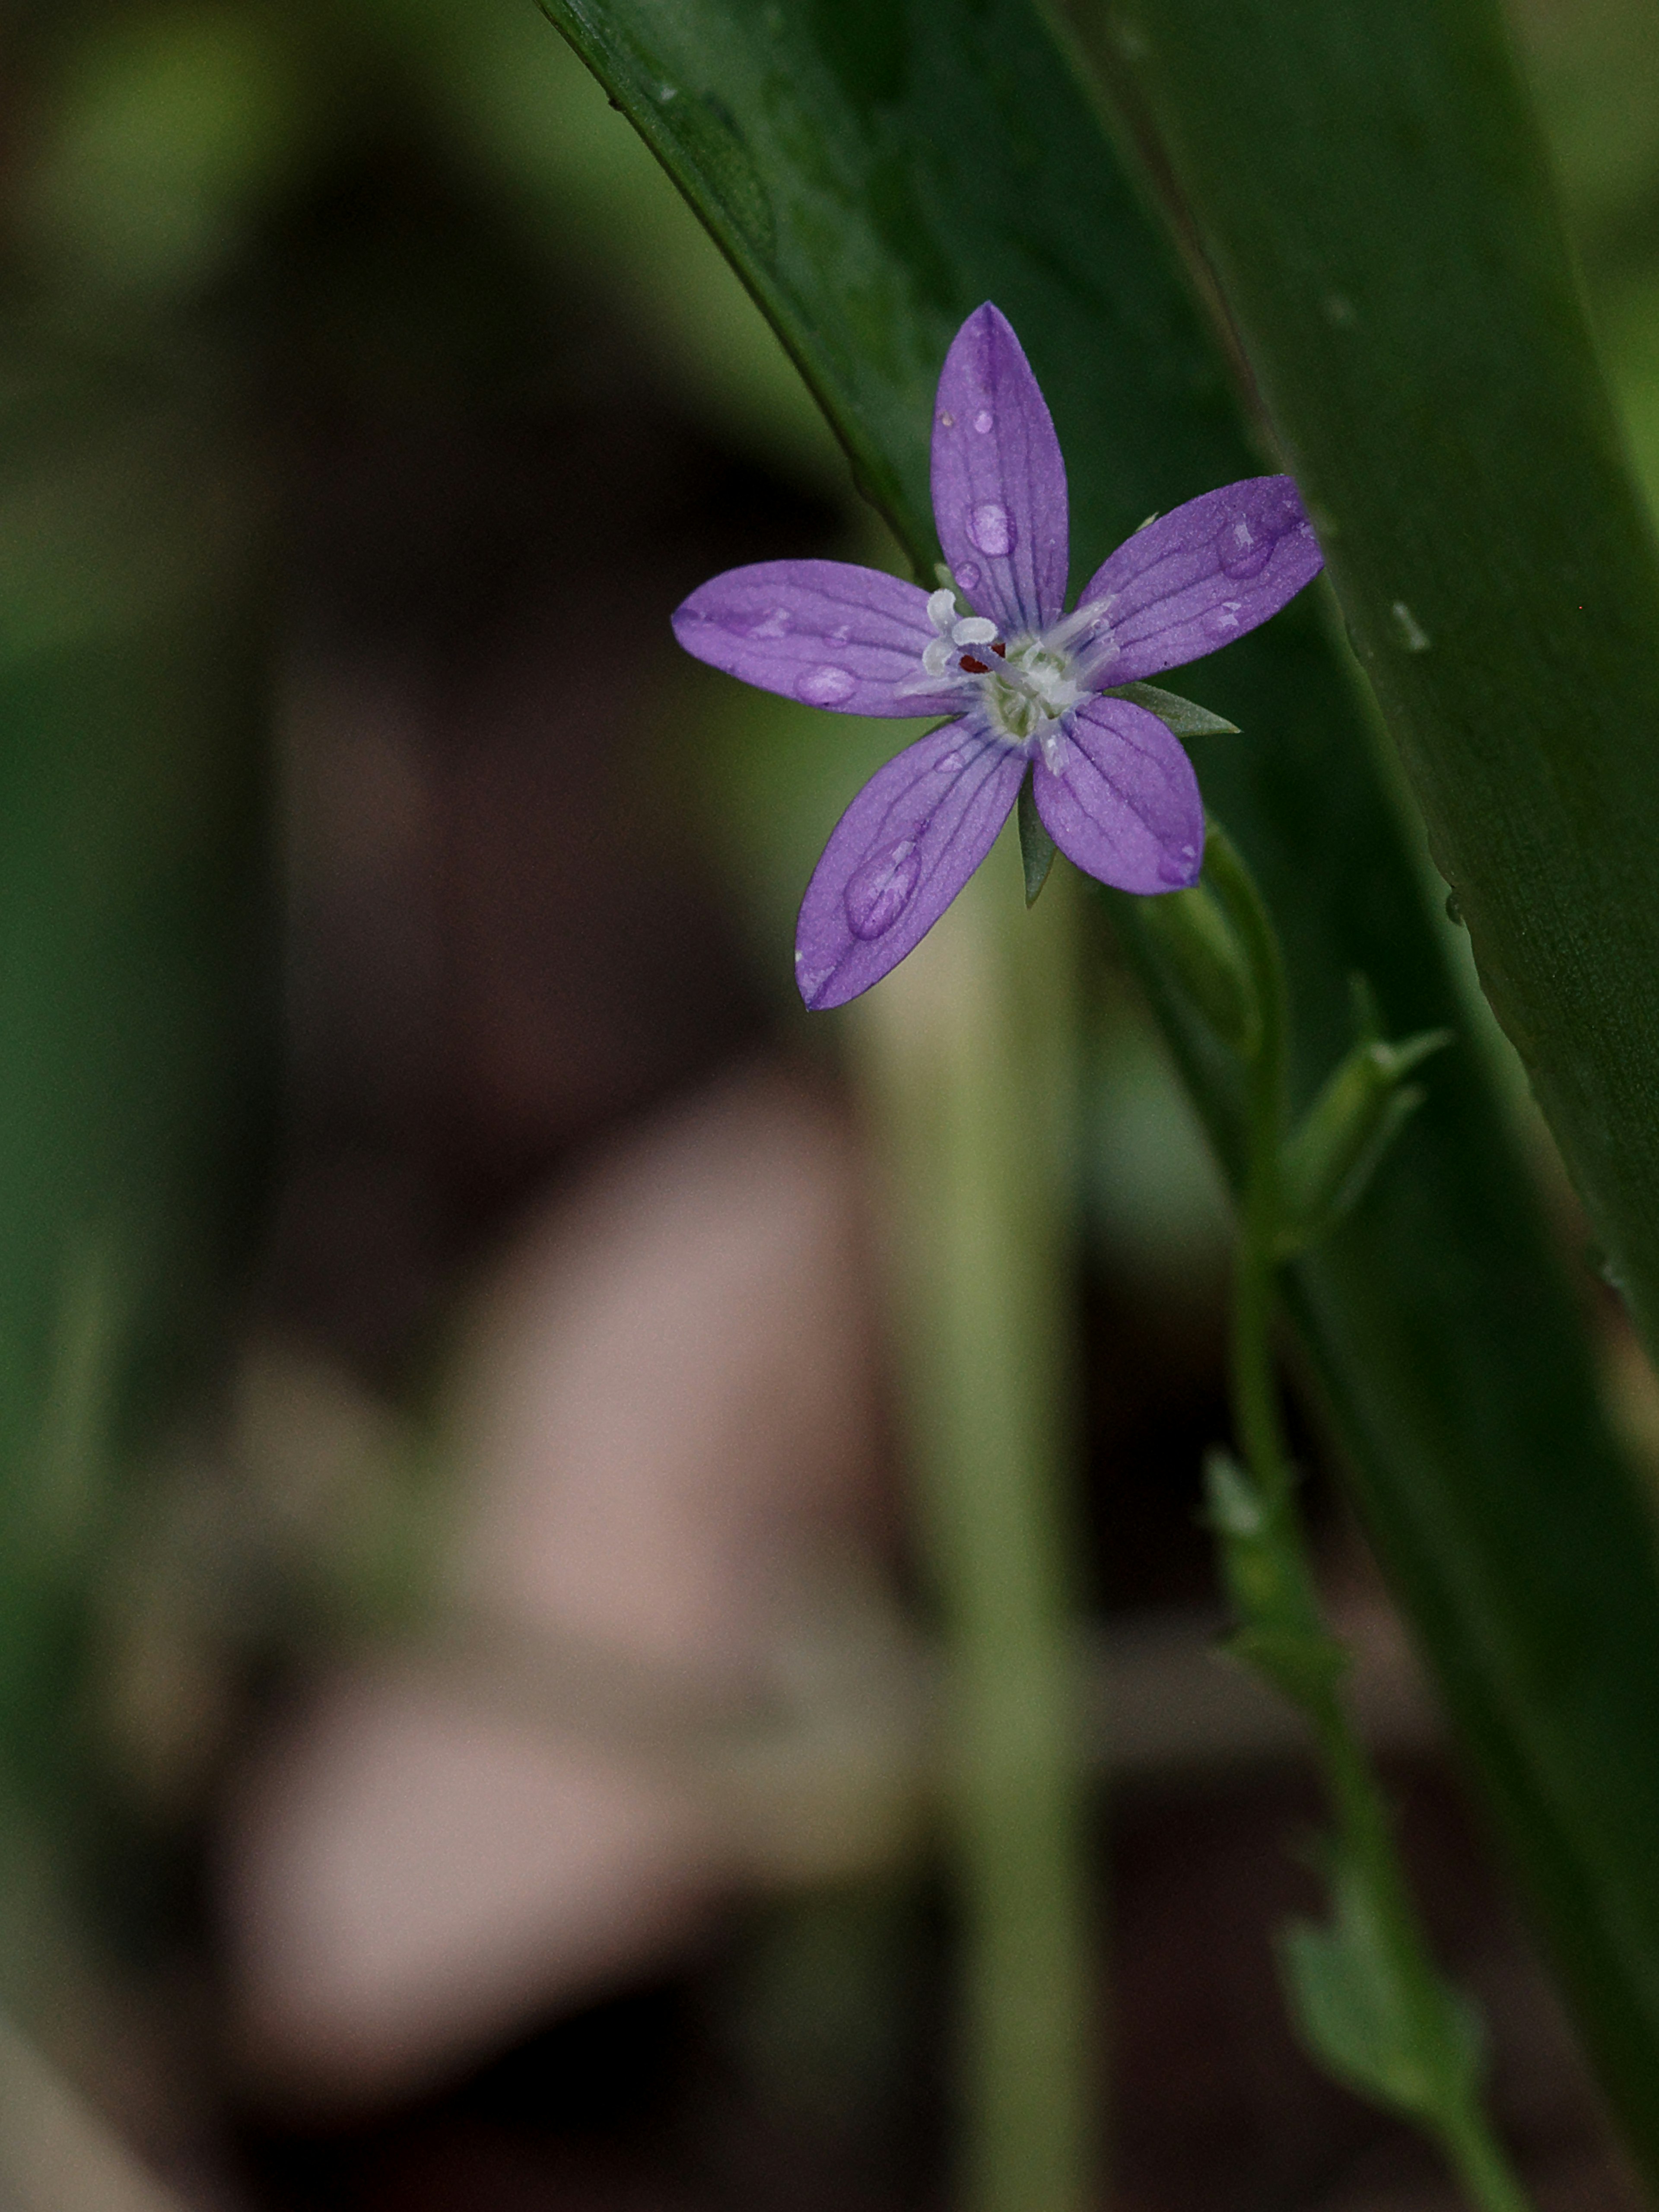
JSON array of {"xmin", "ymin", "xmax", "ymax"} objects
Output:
[
  {"xmin": 850, "ymin": 850, "xmax": 1094, "ymax": 2212},
  {"xmin": 1212, "ymin": 828, "xmax": 1534, "ymax": 2212}
]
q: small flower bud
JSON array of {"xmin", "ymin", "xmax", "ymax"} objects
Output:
[{"xmin": 1278, "ymin": 1026, "xmax": 1452, "ymax": 1255}]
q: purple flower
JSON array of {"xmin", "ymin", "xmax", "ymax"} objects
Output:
[{"xmin": 674, "ymin": 303, "xmax": 1323, "ymax": 1010}]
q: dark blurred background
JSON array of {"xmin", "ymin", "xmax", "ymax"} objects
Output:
[{"xmin": 1, "ymin": 3, "xmax": 1658, "ymax": 2208}]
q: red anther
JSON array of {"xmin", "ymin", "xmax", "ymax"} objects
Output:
[
  {"xmin": 991, "ymin": 641, "xmax": 1007, "ymax": 658},
  {"xmin": 960, "ymin": 655, "xmax": 990, "ymax": 674}
]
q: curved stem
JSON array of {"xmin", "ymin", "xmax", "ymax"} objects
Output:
[{"xmin": 1207, "ymin": 823, "xmax": 1535, "ymax": 2212}]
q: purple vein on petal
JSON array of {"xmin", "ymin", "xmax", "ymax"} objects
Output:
[
  {"xmin": 931, "ymin": 304, "xmax": 1069, "ymax": 639},
  {"xmin": 672, "ymin": 558, "xmax": 964, "ymax": 717},
  {"xmin": 1031, "ymin": 694, "xmax": 1203, "ymax": 894},
  {"xmin": 1074, "ymin": 477, "xmax": 1323, "ymax": 686},
  {"xmin": 795, "ymin": 716, "xmax": 1026, "ymax": 1009}
]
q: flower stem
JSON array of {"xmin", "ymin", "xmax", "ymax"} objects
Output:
[
  {"xmin": 1206, "ymin": 825, "xmax": 1535, "ymax": 2212},
  {"xmin": 852, "ymin": 849, "xmax": 1095, "ymax": 2212}
]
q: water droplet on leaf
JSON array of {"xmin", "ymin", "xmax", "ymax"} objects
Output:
[
  {"xmin": 796, "ymin": 664, "xmax": 857, "ymax": 706},
  {"xmin": 845, "ymin": 840, "xmax": 920, "ymax": 938},
  {"xmin": 968, "ymin": 502, "xmax": 1014, "ymax": 556},
  {"xmin": 1390, "ymin": 600, "xmax": 1431, "ymax": 652}
]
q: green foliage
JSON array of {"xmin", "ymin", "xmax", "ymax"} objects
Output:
[{"xmin": 1280, "ymin": 1851, "xmax": 1486, "ymax": 2125}]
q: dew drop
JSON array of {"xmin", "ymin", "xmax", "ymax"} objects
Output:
[
  {"xmin": 795, "ymin": 664, "xmax": 857, "ymax": 706},
  {"xmin": 845, "ymin": 840, "xmax": 920, "ymax": 939},
  {"xmin": 829, "ymin": 623, "xmax": 853, "ymax": 642},
  {"xmin": 955, "ymin": 562, "xmax": 980, "ymax": 592},
  {"xmin": 747, "ymin": 606, "xmax": 792, "ymax": 638},
  {"xmin": 938, "ymin": 410, "xmax": 956, "ymax": 428},
  {"xmin": 1157, "ymin": 851, "xmax": 1198, "ymax": 886},
  {"xmin": 1218, "ymin": 481, "xmax": 1303, "ymax": 578},
  {"xmin": 1390, "ymin": 600, "xmax": 1431, "ymax": 652},
  {"xmin": 1218, "ymin": 517, "xmax": 1274, "ymax": 580},
  {"xmin": 973, "ymin": 409, "xmax": 994, "ymax": 434},
  {"xmin": 968, "ymin": 502, "xmax": 1014, "ymax": 556}
]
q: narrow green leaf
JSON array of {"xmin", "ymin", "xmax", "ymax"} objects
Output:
[
  {"xmin": 1069, "ymin": 0, "xmax": 1659, "ymax": 2166},
  {"xmin": 539, "ymin": 0, "xmax": 1659, "ymax": 2164}
]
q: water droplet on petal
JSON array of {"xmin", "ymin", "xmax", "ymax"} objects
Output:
[
  {"xmin": 938, "ymin": 410, "xmax": 956, "ymax": 428},
  {"xmin": 845, "ymin": 840, "xmax": 920, "ymax": 939},
  {"xmin": 1218, "ymin": 517, "xmax": 1273, "ymax": 580},
  {"xmin": 955, "ymin": 563, "xmax": 980, "ymax": 592},
  {"xmin": 1217, "ymin": 481, "xmax": 1304, "ymax": 578},
  {"xmin": 973, "ymin": 409, "xmax": 993, "ymax": 434},
  {"xmin": 1157, "ymin": 851, "xmax": 1199, "ymax": 887},
  {"xmin": 829, "ymin": 623, "xmax": 852, "ymax": 643},
  {"xmin": 795, "ymin": 664, "xmax": 858, "ymax": 706},
  {"xmin": 747, "ymin": 606, "xmax": 792, "ymax": 638},
  {"xmin": 968, "ymin": 502, "xmax": 1014, "ymax": 556}
]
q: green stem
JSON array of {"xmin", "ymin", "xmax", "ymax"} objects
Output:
[
  {"xmin": 851, "ymin": 854, "xmax": 1094, "ymax": 2212},
  {"xmin": 1206, "ymin": 826, "xmax": 1292, "ymax": 1500},
  {"xmin": 1211, "ymin": 827, "xmax": 1535, "ymax": 2212}
]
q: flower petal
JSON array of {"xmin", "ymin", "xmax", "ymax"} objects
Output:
[
  {"xmin": 796, "ymin": 716, "xmax": 1025, "ymax": 1009},
  {"xmin": 1032, "ymin": 695, "xmax": 1203, "ymax": 894},
  {"xmin": 931, "ymin": 304, "xmax": 1069, "ymax": 638},
  {"xmin": 673, "ymin": 560, "xmax": 962, "ymax": 717},
  {"xmin": 1074, "ymin": 476, "xmax": 1322, "ymax": 685}
]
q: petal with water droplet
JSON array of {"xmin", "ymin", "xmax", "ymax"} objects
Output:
[
  {"xmin": 1075, "ymin": 476, "xmax": 1322, "ymax": 684},
  {"xmin": 672, "ymin": 559, "xmax": 963, "ymax": 716},
  {"xmin": 1031, "ymin": 696, "xmax": 1203, "ymax": 894},
  {"xmin": 796, "ymin": 716, "xmax": 1024, "ymax": 1008},
  {"xmin": 931, "ymin": 304, "xmax": 1069, "ymax": 636}
]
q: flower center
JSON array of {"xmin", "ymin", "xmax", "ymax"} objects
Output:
[{"xmin": 901, "ymin": 587, "xmax": 1116, "ymax": 772}]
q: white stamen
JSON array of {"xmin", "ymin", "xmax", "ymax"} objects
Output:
[
  {"xmin": 926, "ymin": 587, "xmax": 957, "ymax": 633},
  {"xmin": 922, "ymin": 637, "xmax": 954, "ymax": 677},
  {"xmin": 951, "ymin": 615, "xmax": 998, "ymax": 646}
]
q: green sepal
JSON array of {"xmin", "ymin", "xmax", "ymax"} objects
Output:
[
  {"xmin": 1106, "ymin": 680, "xmax": 1240, "ymax": 738},
  {"xmin": 1279, "ymin": 1847, "xmax": 1487, "ymax": 2126},
  {"xmin": 1017, "ymin": 770, "xmax": 1057, "ymax": 907},
  {"xmin": 1277, "ymin": 1022, "xmax": 1454, "ymax": 1257}
]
